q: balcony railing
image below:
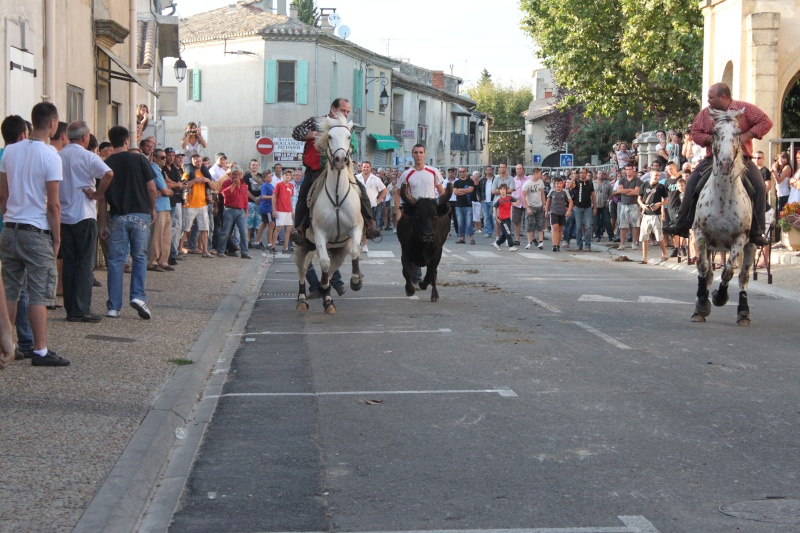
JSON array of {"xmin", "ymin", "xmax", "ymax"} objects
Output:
[
  {"xmin": 391, "ymin": 120, "xmax": 404, "ymax": 141},
  {"xmin": 451, "ymin": 132, "xmax": 474, "ymax": 152}
]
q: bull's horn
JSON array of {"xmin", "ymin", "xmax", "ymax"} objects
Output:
[
  {"xmin": 400, "ymin": 183, "xmax": 416, "ymax": 205},
  {"xmin": 437, "ymin": 183, "xmax": 453, "ymax": 206}
]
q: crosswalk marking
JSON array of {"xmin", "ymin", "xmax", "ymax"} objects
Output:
[
  {"xmin": 520, "ymin": 252, "xmax": 553, "ymax": 260},
  {"xmin": 363, "ymin": 251, "xmax": 395, "ymax": 258},
  {"xmin": 579, "ymin": 295, "xmax": 691, "ymax": 304},
  {"xmin": 468, "ymin": 251, "xmax": 500, "ymax": 258},
  {"xmin": 579, "ymin": 295, "xmax": 628, "ymax": 303}
]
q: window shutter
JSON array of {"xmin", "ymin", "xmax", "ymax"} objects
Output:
[
  {"xmin": 192, "ymin": 69, "xmax": 201, "ymax": 101},
  {"xmin": 353, "ymin": 69, "xmax": 362, "ymax": 108},
  {"xmin": 296, "ymin": 60, "xmax": 309, "ymax": 105},
  {"xmin": 265, "ymin": 60, "xmax": 277, "ymax": 103}
]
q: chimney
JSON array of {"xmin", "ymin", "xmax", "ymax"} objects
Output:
[
  {"xmin": 277, "ymin": 0, "xmax": 287, "ymax": 15},
  {"xmin": 320, "ymin": 16, "xmax": 334, "ymax": 34},
  {"xmin": 289, "ymin": 2, "xmax": 298, "ymax": 19},
  {"xmin": 431, "ymin": 70, "xmax": 444, "ymax": 89}
]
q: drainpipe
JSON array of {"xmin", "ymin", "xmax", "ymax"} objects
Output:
[
  {"xmin": 44, "ymin": 0, "xmax": 56, "ymax": 102},
  {"xmin": 129, "ymin": 0, "xmax": 137, "ymax": 136}
]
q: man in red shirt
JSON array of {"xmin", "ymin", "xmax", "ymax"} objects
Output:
[
  {"xmin": 272, "ymin": 170, "xmax": 295, "ymax": 254},
  {"xmin": 665, "ymin": 83, "xmax": 771, "ymax": 246},
  {"xmin": 290, "ymin": 98, "xmax": 380, "ymax": 248},
  {"xmin": 215, "ymin": 165, "xmax": 252, "ymax": 259}
]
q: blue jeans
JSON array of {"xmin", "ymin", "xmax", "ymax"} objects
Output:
[
  {"xmin": 107, "ymin": 213, "xmax": 150, "ymax": 312},
  {"xmin": 594, "ymin": 206, "xmax": 613, "ymax": 240},
  {"xmin": 16, "ymin": 286, "xmax": 33, "ymax": 352},
  {"xmin": 456, "ymin": 206, "xmax": 474, "ymax": 237},
  {"xmin": 481, "ymin": 202, "xmax": 494, "ymax": 235},
  {"xmin": 306, "ymin": 262, "xmax": 343, "ymax": 292},
  {"xmin": 217, "ymin": 207, "xmax": 248, "ymax": 255},
  {"xmin": 574, "ymin": 207, "xmax": 593, "ymax": 248},
  {"xmin": 564, "ymin": 210, "xmax": 576, "ymax": 243}
]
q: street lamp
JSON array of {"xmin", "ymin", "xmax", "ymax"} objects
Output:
[
  {"xmin": 174, "ymin": 57, "xmax": 187, "ymax": 83},
  {"xmin": 366, "ymin": 76, "xmax": 389, "ymax": 111}
]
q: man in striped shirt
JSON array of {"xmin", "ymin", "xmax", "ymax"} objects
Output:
[{"xmin": 665, "ymin": 83, "xmax": 771, "ymax": 246}]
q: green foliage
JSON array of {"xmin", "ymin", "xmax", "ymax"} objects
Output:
[
  {"xmin": 519, "ymin": 0, "xmax": 703, "ymax": 124},
  {"xmin": 294, "ymin": 0, "xmax": 319, "ymax": 27},
  {"xmin": 567, "ymin": 110, "xmax": 658, "ymax": 164},
  {"xmin": 782, "ymin": 78, "xmax": 800, "ymax": 138},
  {"xmin": 466, "ymin": 72, "xmax": 533, "ymax": 164}
]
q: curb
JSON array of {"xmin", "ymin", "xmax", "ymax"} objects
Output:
[{"xmin": 73, "ymin": 256, "xmax": 267, "ymax": 533}]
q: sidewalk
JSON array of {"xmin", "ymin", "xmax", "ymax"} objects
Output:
[{"xmin": 0, "ymin": 252, "xmax": 268, "ymax": 532}]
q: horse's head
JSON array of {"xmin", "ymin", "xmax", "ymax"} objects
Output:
[
  {"xmin": 710, "ymin": 107, "xmax": 745, "ymax": 176},
  {"xmin": 315, "ymin": 114, "xmax": 353, "ymax": 171}
]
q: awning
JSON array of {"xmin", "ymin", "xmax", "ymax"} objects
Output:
[
  {"xmin": 369, "ymin": 133, "xmax": 400, "ymax": 151},
  {"xmin": 450, "ymin": 103, "xmax": 472, "ymax": 116},
  {"xmin": 97, "ymin": 44, "xmax": 159, "ymax": 97}
]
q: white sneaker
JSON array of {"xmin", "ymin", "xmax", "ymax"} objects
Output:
[
  {"xmin": 475, "ymin": 229, "xmax": 482, "ymax": 233},
  {"xmin": 617, "ymin": 244, "xmax": 627, "ymax": 251},
  {"xmin": 508, "ymin": 246, "xmax": 518, "ymax": 252},
  {"xmin": 106, "ymin": 309, "xmax": 119, "ymax": 318},
  {"xmin": 362, "ymin": 245, "xmax": 369, "ymax": 253},
  {"xmin": 537, "ymin": 242, "xmax": 544, "ymax": 250},
  {"xmin": 525, "ymin": 243, "xmax": 532, "ymax": 250},
  {"xmin": 392, "ymin": 228, "xmax": 397, "ymax": 234},
  {"xmin": 130, "ymin": 298, "xmax": 152, "ymax": 320},
  {"xmin": 632, "ymin": 243, "xmax": 639, "ymax": 249},
  {"xmin": 492, "ymin": 242, "xmax": 501, "ymax": 251}
]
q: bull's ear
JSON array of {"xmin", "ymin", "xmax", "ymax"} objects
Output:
[
  {"xmin": 436, "ymin": 202, "xmax": 450, "ymax": 216},
  {"xmin": 437, "ymin": 184, "xmax": 453, "ymax": 206},
  {"xmin": 401, "ymin": 203, "xmax": 416, "ymax": 216}
]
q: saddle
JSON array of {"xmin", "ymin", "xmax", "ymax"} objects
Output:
[{"xmin": 693, "ymin": 161, "xmax": 755, "ymax": 200}]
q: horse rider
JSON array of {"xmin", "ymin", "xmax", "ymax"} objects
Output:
[
  {"xmin": 290, "ymin": 98, "xmax": 381, "ymax": 248},
  {"xmin": 664, "ymin": 82, "xmax": 771, "ymax": 247}
]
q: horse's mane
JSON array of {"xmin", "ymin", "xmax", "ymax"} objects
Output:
[{"xmin": 314, "ymin": 113, "xmax": 349, "ymax": 153}]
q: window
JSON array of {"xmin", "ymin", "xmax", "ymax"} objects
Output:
[
  {"xmin": 278, "ymin": 61, "xmax": 295, "ymax": 102},
  {"xmin": 187, "ymin": 68, "xmax": 201, "ymax": 101},
  {"xmin": 111, "ymin": 102, "xmax": 121, "ymax": 127},
  {"xmin": 66, "ymin": 85, "xmax": 84, "ymax": 122},
  {"xmin": 8, "ymin": 47, "xmax": 36, "ymax": 118},
  {"xmin": 331, "ymin": 62, "xmax": 338, "ymax": 101}
]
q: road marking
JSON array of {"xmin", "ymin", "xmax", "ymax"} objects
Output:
[
  {"xmin": 579, "ymin": 295, "xmax": 629, "ymax": 303},
  {"xmin": 572, "ymin": 321, "xmax": 631, "ymax": 350},
  {"xmin": 258, "ymin": 296, "xmax": 419, "ymax": 301},
  {"xmin": 442, "ymin": 246, "xmax": 452, "ymax": 253},
  {"xmin": 637, "ymin": 296, "xmax": 691, "ymax": 305},
  {"xmin": 449, "ymin": 254, "xmax": 469, "ymax": 261},
  {"xmin": 239, "ymin": 328, "xmax": 453, "ymax": 336},
  {"xmin": 578, "ymin": 295, "xmax": 691, "ymax": 304},
  {"xmin": 364, "ymin": 251, "xmax": 395, "ymax": 258},
  {"xmin": 520, "ymin": 253, "xmax": 553, "ymax": 260},
  {"xmin": 264, "ymin": 515, "xmax": 660, "ymax": 533},
  {"xmin": 468, "ymin": 251, "xmax": 499, "ymax": 258},
  {"xmin": 208, "ymin": 386, "xmax": 516, "ymax": 400},
  {"xmin": 526, "ymin": 296, "xmax": 561, "ymax": 314}
]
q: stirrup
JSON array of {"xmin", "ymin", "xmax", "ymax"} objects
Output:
[
  {"xmin": 749, "ymin": 234, "xmax": 769, "ymax": 247},
  {"xmin": 663, "ymin": 222, "xmax": 690, "ymax": 238},
  {"xmin": 290, "ymin": 227, "xmax": 305, "ymax": 246}
]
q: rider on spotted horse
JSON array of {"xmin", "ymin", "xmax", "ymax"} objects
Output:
[
  {"xmin": 664, "ymin": 83, "xmax": 771, "ymax": 247},
  {"xmin": 290, "ymin": 98, "xmax": 381, "ymax": 249}
]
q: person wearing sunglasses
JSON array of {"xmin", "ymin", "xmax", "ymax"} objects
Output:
[{"xmin": 147, "ymin": 149, "xmax": 174, "ymax": 272}]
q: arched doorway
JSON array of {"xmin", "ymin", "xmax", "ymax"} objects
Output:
[
  {"xmin": 721, "ymin": 61, "xmax": 734, "ymax": 92},
  {"xmin": 781, "ymin": 75, "xmax": 800, "ymax": 139}
]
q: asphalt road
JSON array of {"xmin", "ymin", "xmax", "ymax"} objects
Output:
[{"xmin": 165, "ymin": 235, "xmax": 800, "ymax": 533}]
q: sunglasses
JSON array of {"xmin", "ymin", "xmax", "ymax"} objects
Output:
[{"xmin": 157, "ymin": 156, "xmax": 166, "ymax": 160}]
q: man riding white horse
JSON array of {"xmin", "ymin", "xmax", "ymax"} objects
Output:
[
  {"xmin": 290, "ymin": 98, "xmax": 381, "ymax": 249},
  {"xmin": 664, "ymin": 83, "xmax": 771, "ymax": 247}
]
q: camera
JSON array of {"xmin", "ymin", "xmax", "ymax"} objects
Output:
[{"xmin": 188, "ymin": 129, "xmax": 197, "ymax": 134}]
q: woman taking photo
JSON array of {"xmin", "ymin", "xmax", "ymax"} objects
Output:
[{"xmin": 772, "ymin": 151, "xmax": 792, "ymax": 213}]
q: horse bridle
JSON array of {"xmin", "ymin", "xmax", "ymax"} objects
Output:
[
  {"xmin": 323, "ymin": 124, "xmax": 355, "ymax": 244},
  {"xmin": 325, "ymin": 125, "xmax": 352, "ymax": 166}
]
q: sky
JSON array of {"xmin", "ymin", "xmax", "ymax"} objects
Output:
[{"xmin": 173, "ymin": 0, "xmax": 542, "ymax": 88}]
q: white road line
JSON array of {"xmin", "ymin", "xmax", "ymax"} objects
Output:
[
  {"xmin": 449, "ymin": 254, "xmax": 469, "ymax": 261},
  {"xmin": 364, "ymin": 251, "xmax": 395, "ymax": 258},
  {"xmin": 468, "ymin": 251, "xmax": 500, "ymax": 258},
  {"xmin": 520, "ymin": 253, "xmax": 553, "ymax": 260},
  {"xmin": 238, "ymin": 328, "xmax": 452, "ymax": 336},
  {"xmin": 579, "ymin": 295, "xmax": 629, "ymax": 303},
  {"xmin": 442, "ymin": 246, "xmax": 452, "ymax": 253},
  {"xmin": 208, "ymin": 387, "xmax": 516, "ymax": 399},
  {"xmin": 258, "ymin": 296, "xmax": 419, "ymax": 301},
  {"xmin": 572, "ymin": 321, "xmax": 631, "ymax": 350},
  {"xmin": 525, "ymin": 296, "xmax": 561, "ymax": 314},
  {"xmin": 264, "ymin": 514, "xmax": 660, "ymax": 533}
]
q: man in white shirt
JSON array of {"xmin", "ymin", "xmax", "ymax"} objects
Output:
[
  {"xmin": 208, "ymin": 153, "xmax": 228, "ymax": 182},
  {"xmin": 58, "ymin": 121, "xmax": 114, "ymax": 323},
  {"xmin": 0, "ymin": 102, "xmax": 69, "ymax": 366},
  {"xmin": 512, "ymin": 164, "xmax": 529, "ymax": 245},
  {"xmin": 357, "ymin": 161, "xmax": 387, "ymax": 253},
  {"xmin": 395, "ymin": 144, "xmax": 445, "ymax": 285}
]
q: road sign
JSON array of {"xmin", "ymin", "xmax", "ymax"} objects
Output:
[
  {"xmin": 560, "ymin": 153, "xmax": 573, "ymax": 167},
  {"xmin": 256, "ymin": 137, "xmax": 274, "ymax": 156},
  {"xmin": 533, "ymin": 154, "xmax": 542, "ymax": 164}
]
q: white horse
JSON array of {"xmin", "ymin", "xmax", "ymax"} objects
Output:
[
  {"xmin": 692, "ymin": 108, "xmax": 757, "ymax": 326},
  {"xmin": 294, "ymin": 114, "xmax": 363, "ymax": 314}
]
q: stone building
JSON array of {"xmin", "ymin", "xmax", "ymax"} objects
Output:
[{"xmin": 523, "ymin": 68, "xmax": 558, "ymax": 168}]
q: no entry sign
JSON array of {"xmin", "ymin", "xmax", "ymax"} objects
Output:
[{"xmin": 256, "ymin": 137, "xmax": 274, "ymax": 156}]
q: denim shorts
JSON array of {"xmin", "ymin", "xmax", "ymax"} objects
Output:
[
  {"xmin": 0, "ymin": 226, "xmax": 57, "ymax": 305},
  {"xmin": 183, "ymin": 206, "xmax": 209, "ymax": 231},
  {"xmin": 618, "ymin": 203, "xmax": 641, "ymax": 228}
]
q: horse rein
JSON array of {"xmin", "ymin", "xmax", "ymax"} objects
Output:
[{"xmin": 322, "ymin": 125, "xmax": 356, "ymax": 244}]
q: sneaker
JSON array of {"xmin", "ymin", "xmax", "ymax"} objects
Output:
[
  {"xmin": 31, "ymin": 349, "xmax": 70, "ymax": 367},
  {"xmin": 475, "ymin": 229, "xmax": 482, "ymax": 234},
  {"xmin": 525, "ymin": 243, "xmax": 532, "ymax": 250},
  {"xmin": 93, "ymin": 277, "xmax": 102, "ymax": 287},
  {"xmin": 106, "ymin": 309, "xmax": 119, "ymax": 318},
  {"xmin": 514, "ymin": 240, "xmax": 521, "ymax": 246},
  {"xmin": 484, "ymin": 233, "xmax": 492, "ymax": 238},
  {"xmin": 334, "ymin": 285, "xmax": 347, "ymax": 296},
  {"xmin": 168, "ymin": 257, "xmax": 179, "ymax": 266},
  {"xmin": 562, "ymin": 242, "xmax": 570, "ymax": 250},
  {"xmin": 15, "ymin": 347, "xmax": 34, "ymax": 360},
  {"xmin": 216, "ymin": 253, "xmax": 227, "ymax": 258},
  {"xmin": 585, "ymin": 246, "xmax": 592, "ymax": 252},
  {"xmin": 392, "ymin": 228, "xmax": 397, "ymax": 234},
  {"xmin": 670, "ymin": 248, "xmax": 679, "ymax": 258},
  {"xmin": 362, "ymin": 245, "xmax": 369, "ymax": 253},
  {"xmin": 130, "ymin": 298, "xmax": 152, "ymax": 320},
  {"xmin": 66, "ymin": 313, "xmax": 102, "ymax": 323},
  {"xmin": 632, "ymin": 243, "xmax": 638, "ymax": 250},
  {"xmin": 282, "ymin": 248, "xmax": 293, "ymax": 254},
  {"xmin": 552, "ymin": 245, "xmax": 558, "ymax": 252},
  {"xmin": 508, "ymin": 246, "xmax": 518, "ymax": 252},
  {"xmin": 537, "ymin": 242, "xmax": 543, "ymax": 250},
  {"xmin": 241, "ymin": 254, "xmax": 252, "ymax": 259},
  {"xmin": 492, "ymin": 242, "xmax": 501, "ymax": 251}
]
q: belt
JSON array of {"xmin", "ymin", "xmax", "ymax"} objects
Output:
[{"xmin": 4, "ymin": 222, "xmax": 51, "ymax": 235}]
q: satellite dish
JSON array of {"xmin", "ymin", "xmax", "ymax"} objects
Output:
[
  {"xmin": 327, "ymin": 12, "xmax": 341, "ymax": 27},
  {"xmin": 337, "ymin": 25, "xmax": 351, "ymax": 39}
]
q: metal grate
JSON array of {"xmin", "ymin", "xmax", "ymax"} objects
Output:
[
  {"xmin": 261, "ymin": 292, "xmax": 295, "ymax": 296},
  {"xmin": 84, "ymin": 334, "xmax": 137, "ymax": 343}
]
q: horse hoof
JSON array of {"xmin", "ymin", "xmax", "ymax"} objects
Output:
[
  {"xmin": 324, "ymin": 303, "xmax": 336, "ymax": 315},
  {"xmin": 695, "ymin": 299, "xmax": 711, "ymax": 317},
  {"xmin": 296, "ymin": 301, "xmax": 309, "ymax": 313},
  {"xmin": 711, "ymin": 289, "xmax": 729, "ymax": 307},
  {"xmin": 737, "ymin": 317, "xmax": 751, "ymax": 326},
  {"xmin": 418, "ymin": 282, "xmax": 428, "ymax": 291},
  {"xmin": 431, "ymin": 295, "xmax": 439, "ymax": 303},
  {"xmin": 691, "ymin": 313, "xmax": 706, "ymax": 322},
  {"xmin": 405, "ymin": 285, "xmax": 415, "ymax": 297},
  {"xmin": 350, "ymin": 278, "xmax": 363, "ymax": 291}
]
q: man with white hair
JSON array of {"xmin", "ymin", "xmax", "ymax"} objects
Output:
[{"xmin": 58, "ymin": 120, "xmax": 114, "ymax": 322}]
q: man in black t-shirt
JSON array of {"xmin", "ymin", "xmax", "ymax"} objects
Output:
[
  {"xmin": 569, "ymin": 168, "xmax": 596, "ymax": 251},
  {"xmin": 453, "ymin": 167, "xmax": 476, "ymax": 244},
  {"xmin": 637, "ymin": 170, "xmax": 669, "ymax": 264},
  {"xmin": 100, "ymin": 126, "xmax": 157, "ymax": 320},
  {"xmin": 243, "ymin": 159, "xmax": 263, "ymax": 246},
  {"xmin": 662, "ymin": 162, "xmax": 682, "ymax": 256}
]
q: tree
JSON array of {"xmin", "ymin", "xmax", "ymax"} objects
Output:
[
  {"xmin": 466, "ymin": 73, "xmax": 533, "ymax": 164},
  {"xmin": 782, "ymin": 78, "xmax": 800, "ymax": 139},
  {"xmin": 519, "ymin": 0, "xmax": 703, "ymax": 125},
  {"xmin": 294, "ymin": 0, "xmax": 319, "ymax": 27}
]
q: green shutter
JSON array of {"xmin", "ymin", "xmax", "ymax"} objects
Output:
[
  {"xmin": 296, "ymin": 60, "xmax": 309, "ymax": 105},
  {"xmin": 353, "ymin": 69, "xmax": 362, "ymax": 108},
  {"xmin": 192, "ymin": 69, "xmax": 201, "ymax": 101},
  {"xmin": 265, "ymin": 60, "xmax": 277, "ymax": 104}
]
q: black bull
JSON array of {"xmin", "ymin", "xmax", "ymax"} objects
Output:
[{"xmin": 396, "ymin": 183, "xmax": 453, "ymax": 302}]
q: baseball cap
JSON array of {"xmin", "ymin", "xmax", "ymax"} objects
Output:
[
  {"xmin": 175, "ymin": 150, "xmax": 185, "ymax": 156},
  {"xmin": 164, "ymin": 147, "xmax": 175, "ymax": 154}
]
